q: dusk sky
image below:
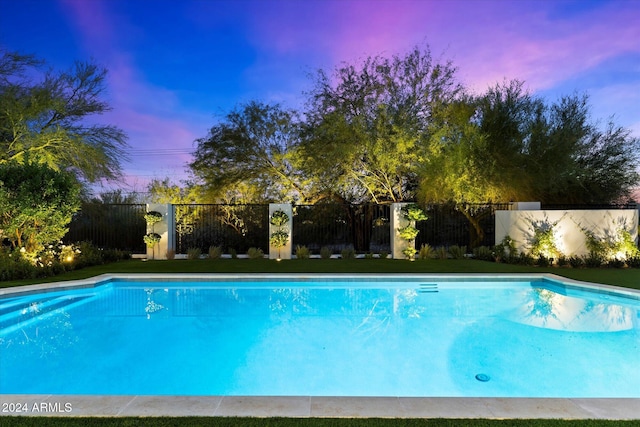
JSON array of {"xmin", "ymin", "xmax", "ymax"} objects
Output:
[{"xmin": 1, "ymin": 0, "xmax": 639, "ymax": 195}]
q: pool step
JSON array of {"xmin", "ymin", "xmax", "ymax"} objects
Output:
[
  {"xmin": 0, "ymin": 294, "xmax": 94, "ymax": 334},
  {"xmin": 418, "ymin": 283, "xmax": 438, "ymax": 293}
]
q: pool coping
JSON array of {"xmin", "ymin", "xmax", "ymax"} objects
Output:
[{"xmin": 2, "ymin": 273, "xmax": 639, "ymax": 420}]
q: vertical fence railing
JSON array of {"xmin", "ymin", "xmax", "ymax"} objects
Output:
[
  {"xmin": 292, "ymin": 204, "xmax": 391, "ymax": 253},
  {"xmin": 64, "ymin": 203, "xmax": 146, "ymax": 253},
  {"xmin": 62, "ymin": 202, "xmax": 520, "ymax": 255},
  {"xmin": 174, "ymin": 204, "xmax": 269, "ymax": 254},
  {"xmin": 416, "ymin": 203, "xmax": 511, "ymax": 249}
]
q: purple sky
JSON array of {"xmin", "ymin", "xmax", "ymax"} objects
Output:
[{"xmin": 1, "ymin": 0, "xmax": 639, "ymax": 195}]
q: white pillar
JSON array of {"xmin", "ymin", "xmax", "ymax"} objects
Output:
[
  {"xmin": 391, "ymin": 202, "xmax": 410, "ymax": 259},
  {"xmin": 269, "ymin": 203, "xmax": 293, "ymax": 260},
  {"xmin": 146, "ymin": 203, "xmax": 172, "ymax": 260}
]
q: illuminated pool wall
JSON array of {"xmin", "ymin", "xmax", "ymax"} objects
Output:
[{"xmin": 495, "ymin": 208, "xmax": 639, "ymax": 258}]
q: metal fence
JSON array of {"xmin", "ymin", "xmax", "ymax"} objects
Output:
[
  {"xmin": 65, "ymin": 201, "xmax": 632, "ymax": 255},
  {"xmin": 416, "ymin": 203, "xmax": 511, "ymax": 249},
  {"xmin": 292, "ymin": 204, "xmax": 391, "ymax": 253},
  {"xmin": 64, "ymin": 203, "xmax": 146, "ymax": 253},
  {"xmin": 174, "ymin": 204, "xmax": 269, "ymax": 254}
]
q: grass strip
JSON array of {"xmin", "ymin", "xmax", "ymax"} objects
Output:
[{"xmin": 1, "ymin": 418, "xmax": 638, "ymax": 426}]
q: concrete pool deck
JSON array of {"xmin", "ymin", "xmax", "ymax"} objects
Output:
[
  {"xmin": 1, "ymin": 395, "xmax": 639, "ymax": 419},
  {"xmin": 2, "ymin": 273, "xmax": 639, "ymax": 420}
]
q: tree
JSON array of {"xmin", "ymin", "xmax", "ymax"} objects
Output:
[
  {"xmin": 189, "ymin": 101, "xmax": 308, "ymax": 202},
  {"xmin": 0, "ymin": 161, "xmax": 81, "ymax": 257},
  {"xmin": 300, "ymin": 46, "xmax": 464, "ymax": 203},
  {"xmin": 148, "ymin": 178, "xmax": 203, "ymax": 204},
  {"xmin": 472, "ymin": 80, "xmax": 639, "ymax": 204},
  {"xmin": 0, "ymin": 49, "xmax": 128, "ymax": 183},
  {"xmin": 419, "ymin": 79, "xmax": 640, "ymax": 206}
]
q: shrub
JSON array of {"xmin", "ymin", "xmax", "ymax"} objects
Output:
[
  {"xmin": 320, "ymin": 246, "xmax": 332, "ymax": 259},
  {"xmin": 187, "ymin": 247, "xmax": 202, "ymax": 260},
  {"xmin": 418, "ymin": 244, "xmax": 435, "ymax": 260},
  {"xmin": 529, "ymin": 221, "xmax": 561, "ymax": 260},
  {"xmin": 626, "ymin": 256, "xmax": 640, "ymax": 268},
  {"xmin": 364, "ymin": 252, "xmax": 374, "ymax": 259},
  {"xmin": 568, "ymin": 256, "xmax": 584, "ymax": 268},
  {"xmin": 516, "ymin": 252, "xmax": 535, "ymax": 266},
  {"xmin": 247, "ymin": 247, "xmax": 264, "ymax": 259},
  {"xmin": 494, "ymin": 235, "xmax": 517, "ymax": 262},
  {"xmin": 556, "ymin": 255, "xmax": 568, "ymax": 267},
  {"xmin": 435, "ymin": 246, "xmax": 448, "ymax": 260},
  {"xmin": 228, "ymin": 247, "xmax": 238, "ymax": 259},
  {"xmin": 473, "ymin": 246, "xmax": 494, "ymax": 262},
  {"xmin": 75, "ymin": 241, "xmax": 104, "ymax": 268},
  {"xmin": 535, "ymin": 255, "xmax": 552, "ymax": 267},
  {"xmin": 606, "ymin": 258, "xmax": 625, "ymax": 269},
  {"xmin": 295, "ymin": 245, "xmax": 310, "ymax": 259},
  {"xmin": 0, "ymin": 161, "xmax": 81, "ymax": 258},
  {"xmin": 448, "ymin": 245, "xmax": 466, "ymax": 260},
  {"xmin": 378, "ymin": 251, "xmax": 389, "ymax": 259},
  {"xmin": 583, "ymin": 253, "xmax": 603, "ymax": 268},
  {"xmin": 341, "ymin": 247, "xmax": 355, "ymax": 259},
  {"xmin": 208, "ymin": 245, "xmax": 222, "ymax": 259}
]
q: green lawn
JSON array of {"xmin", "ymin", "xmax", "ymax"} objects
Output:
[
  {"xmin": 1, "ymin": 418, "xmax": 638, "ymax": 427},
  {"xmin": 2, "ymin": 258, "xmax": 640, "ymax": 290},
  {"xmin": 2, "ymin": 258, "xmax": 638, "ymax": 425}
]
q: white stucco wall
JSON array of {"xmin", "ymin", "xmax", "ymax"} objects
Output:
[{"xmin": 495, "ymin": 209, "xmax": 639, "ymax": 257}]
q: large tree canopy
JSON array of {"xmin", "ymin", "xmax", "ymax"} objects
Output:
[
  {"xmin": 190, "ymin": 101, "xmax": 308, "ymax": 202},
  {"xmin": 419, "ymin": 80, "xmax": 639, "ymax": 205},
  {"xmin": 299, "ymin": 47, "xmax": 464, "ymax": 203},
  {"xmin": 0, "ymin": 49, "xmax": 128, "ymax": 183},
  {"xmin": 188, "ymin": 48, "xmax": 638, "ymax": 207}
]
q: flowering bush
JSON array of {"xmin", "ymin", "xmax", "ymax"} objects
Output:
[{"xmin": 0, "ymin": 241, "xmax": 130, "ymax": 282}]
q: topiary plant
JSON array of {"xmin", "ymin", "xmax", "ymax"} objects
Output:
[
  {"xmin": 269, "ymin": 210, "xmax": 290, "ymax": 227},
  {"xmin": 144, "ymin": 211, "xmax": 163, "ymax": 227},
  {"xmin": 401, "ymin": 203, "xmax": 428, "ymax": 222}
]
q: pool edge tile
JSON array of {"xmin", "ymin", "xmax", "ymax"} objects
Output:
[
  {"xmin": 310, "ymin": 397, "xmax": 404, "ymax": 417},
  {"xmin": 571, "ymin": 398, "xmax": 640, "ymax": 420},
  {"xmin": 118, "ymin": 395, "xmax": 223, "ymax": 416},
  {"xmin": 215, "ymin": 396, "xmax": 311, "ymax": 417}
]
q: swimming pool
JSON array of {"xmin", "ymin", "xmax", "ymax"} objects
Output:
[{"xmin": 1, "ymin": 274, "xmax": 639, "ymax": 398}]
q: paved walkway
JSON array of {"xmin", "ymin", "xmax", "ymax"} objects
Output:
[{"xmin": 1, "ymin": 395, "xmax": 639, "ymax": 419}]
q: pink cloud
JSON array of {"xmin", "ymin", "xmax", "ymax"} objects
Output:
[
  {"xmin": 247, "ymin": 0, "xmax": 639, "ymax": 95},
  {"xmin": 58, "ymin": 0, "xmax": 205, "ymax": 187}
]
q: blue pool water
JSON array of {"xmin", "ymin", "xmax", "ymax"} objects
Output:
[{"xmin": 1, "ymin": 275, "xmax": 639, "ymax": 397}]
